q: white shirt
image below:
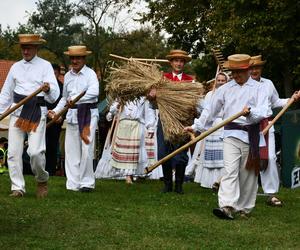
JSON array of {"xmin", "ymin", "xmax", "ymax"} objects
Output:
[
  {"xmin": 53, "ymin": 65, "xmax": 99, "ymax": 124},
  {"xmin": 107, "ymin": 97, "xmax": 156, "ymax": 132},
  {"xmin": 192, "ymin": 77, "xmax": 268, "ymax": 143},
  {"xmin": 257, "ymin": 77, "xmax": 288, "ymax": 117},
  {"xmin": 0, "ymin": 56, "xmax": 59, "ymax": 117}
]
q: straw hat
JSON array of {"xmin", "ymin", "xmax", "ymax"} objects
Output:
[
  {"xmin": 250, "ymin": 55, "xmax": 266, "ymax": 66},
  {"xmin": 64, "ymin": 46, "xmax": 92, "ymax": 56},
  {"xmin": 166, "ymin": 49, "xmax": 192, "ymax": 62},
  {"xmin": 18, "ymin": 34, "xmax": 46, "ymax": 45},
  {"xmin": 223, "ymin": 54, "xmax": 251, "ymax": 70}
]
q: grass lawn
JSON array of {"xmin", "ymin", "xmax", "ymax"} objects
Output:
[{"xmin": 0, "ymin": 174, "xmax": 299, "ymax": 249}]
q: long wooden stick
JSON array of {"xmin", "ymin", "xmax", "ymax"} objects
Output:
[
  {"xmin": 104, "ymin": 113, "xmax": 117, "ymax": 150},
  {"xmin": 110, "ymin": 106, "xmax": 122, "ymax": 150},
  {"xmin": 144, "ymin": 110, "xmax": 246, "ymax": 174},
  {"xmin": 0, "ymin": 84, "xmax": 46, "ymax": 121},
  {"xmin": 262, "ymin": 98, "xmax": 294, "ymax": 135},
  {"xmin": 109, "ymin": 54, "xmax": 157, "ymax": 67},
  {"xmin": 46, "ymin": 91, "xmax": 86, "ymax": 128},
  {"xmin": 131, "ymin": 57, "xmax": 168, "ymax": 63}
]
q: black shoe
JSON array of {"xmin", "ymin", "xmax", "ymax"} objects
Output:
[
  {"xmin": 174, "ymin": 185, "xmax": 184, "ymax": 194},
  {"xmin": 79, "ymin": 187, "xmax": 93, "ymax": 193},
  {"xmin": 161, "ymin": 185, "xmax": 172, "ymax": 193},
  {"xmin": 213, "ymin": 207, "xmax": 234, "ymax": 220}
]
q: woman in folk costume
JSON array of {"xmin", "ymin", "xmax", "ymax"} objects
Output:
[
  {"xmin": 108, "ymin": 97, "xmax": 156, "ymax": 184},
  {"xmin": 49, "ymin": 46, "xmax": 99, "ymax": 192},
  {"xmin": 193, "ymin": 72, "xmax": 229, "ymax": 188}
]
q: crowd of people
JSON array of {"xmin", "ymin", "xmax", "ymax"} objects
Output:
[{"xmin": 0, "ymin": 33, "xmax": 299, "ymax": 220}]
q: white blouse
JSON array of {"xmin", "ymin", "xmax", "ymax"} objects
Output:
[{"xmin": 107, "ymin": 97, "xmax": 156, "ymax": 132}]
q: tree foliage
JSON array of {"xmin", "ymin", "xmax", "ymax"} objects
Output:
[
  {"xmin": 76, "ymin": 0, "xmax": 136, "ymax": 75},
  {"xmin": 206, "ymin": 0, "xmax": 300, "ymax": 96},
  {"xmin": 28, "ymin": 0, "xmax": 84, "ymax": 67},
  {"xmin": 142, "ymin": 0, "xmax": 300, "ymax": 96},
  {"xmin": 142, "ymin": 0, "xmax": 210, "ymax": 56}
]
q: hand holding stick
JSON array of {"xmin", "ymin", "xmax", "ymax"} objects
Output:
[
  {"xmin": 144, "ymin": 109, "xmax": 246, "ymax": 174},
  {"xmin": 0, "ymin": 83, "xmax": 47, "ymax": 122},
  {"xmin": 262, "ymin": 98, "xmax": 295, "ymax": 135},
  {"xmin": 46, "ymin": 91, "xmax": 86, "ymax": 128}
]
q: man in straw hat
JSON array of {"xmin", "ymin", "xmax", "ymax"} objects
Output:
[
  {"xmin": 250, "ymin": 55, "xmax": 300, "ymax": 207},
  {"xmin": 48, "ymin": 45, "xmax": 99, "ymax": 192},
  {"xmin": 185, "ymin": 54, "xmax": 269, "ymax": 219},
  {"xmin": 0, "ymin": 34, "xmax": 60, "ymax": 198},
  {"xmin": 151, "ymin": 49, "xmax": 194, "ymax": 194},
  {"xmin": 164, "ymin": 49, "xmax": 194, "ymax": 82}
]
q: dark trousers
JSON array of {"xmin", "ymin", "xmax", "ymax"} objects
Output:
[
  {"xmin": 157, "ymin": 119, "xmax": 188, "ymax": 187},
  {"xmin": 45, "ymin": 121, "xmax": 62, "ymax": 176}
]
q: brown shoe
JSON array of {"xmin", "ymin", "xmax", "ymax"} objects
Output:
[
  {"xmin": 213, "ymin": 206, "xmax": 234, "ymax": 220},
  {"xmin": 9, "ymin": 190, "xmax": 24, "ymax": 198},
  {"xmin": 37, "ymin": 182, "xmax": 48, "ymax": 198},
  {"xmin": 266, "ymin": 196, "xmax": 283, "ymax": 207},
  {"xmin": 239, "ymin": 210, "xmax": 250, "ymax": 219}
]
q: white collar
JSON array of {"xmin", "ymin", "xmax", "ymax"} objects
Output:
[
  {"xmin": 71, "ymin": 65, "xmax": 87, "ymax": 75},
  {"xmin": 172, "ymin": 72, "xmax": 182, "ymax": 80}
]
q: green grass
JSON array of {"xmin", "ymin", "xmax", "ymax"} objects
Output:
[{"xmin": 0, "ymin": 174, "xmax": 299, "ymax": 249}]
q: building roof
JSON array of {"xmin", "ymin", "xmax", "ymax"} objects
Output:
[{"xmin": 0, "ymin": 60, "xmax": 15, "ymax": 89}]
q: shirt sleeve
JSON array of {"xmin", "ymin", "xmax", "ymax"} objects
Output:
[
  {"xmin": 144, "ymin": 100, "xmax": 156, "ymax": 132},
  {"xmin": 269, "ymin": 81, "xmax": 289, "ymax": 108},
  {"xmin": 246, "ymin": 84, "xmax": 269, "ymax": 123},
  {"xmin": 106, "ymin": 100, "xmax": 119, "ymax": 121},
  {"xmin": 192, "ymin": 90, "xmax": 223, "ymax": 132},
  {"xmin": 0, "ymin": 67, "xmax": 16, "ymax": 114},
  {"xmin": 43, "ymin": 63, "xmax": 60, "ymax": 104},
  {"xmin": 52, "ymin": 82, "xmax": 67, "ymax": 114}
]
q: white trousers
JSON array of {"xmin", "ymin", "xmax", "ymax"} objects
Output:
[
  {"xmin": 260, "ymin": 127, "xmax": 279, "ymax": 194},
  {"xmin": 65, "ymin": 116, "xmax": 97, "ymax": 191},
  {"xmin": 8, "ymin": 115, "xmax": 48, "ymax": 192},
  {"xmin": 218, "ymin": 137, "xmax": 258, "ymax": 212}
]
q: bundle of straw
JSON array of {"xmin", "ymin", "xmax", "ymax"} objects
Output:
[
  {"xmin": 106, "ymin": 60, "xmax": 204, "ymax": 143},
  {"xmin": 156, "ymin": 83, "xmax": 203, "ymax": 142},
  {"xmin": 106, "ymin": 61, "xmax": 164, "ymax": 104}
]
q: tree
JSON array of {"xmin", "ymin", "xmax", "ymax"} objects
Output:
[
  {"xmin": 142, "ymin": 0, "xmax": 300, "ymax": 97},
  {"xmin": 83, "ymin": 26, "xmax": 170, "ymax": 99},
  {"xmin": 0, "ymin": 24, "xmax": 35, "ymax": 61},
  {"xmin": 110, "ymin": 27, "xmax": 170, "ymax": 59},
  {"xmin": 28, "ymin": 0, "xmax": 84, "ymax": 67},
  {"xmin": 76, "ymin": 0, "xmax": 136, "ymax": 77},
  {"xmin": 206, "ymin": 0, "xmax": 300, "ymax": 97},
  {"xmin": 141, "ymin": 0, "xmax": 210, "ymax": 57}
]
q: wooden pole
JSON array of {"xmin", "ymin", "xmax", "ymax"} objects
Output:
[
  {"xmin": 110, "ymin": 106, "xmax": 122, "ymax": 150},
  {"xmin": 109, "ymin": 54, "xmax": 156, "ymax": 67},
  {"xmin": 262, "ymin": 98, "xmax": 294, "ymax": 135},
  {"xmin": 105, "ymin": 113, "xmax": 117, "ymax": 150},
  {"xmin": 0, "ymin": 84, "xmax": 47, "ymax": 122},
  {"xmin": 144, "ymin": 110, "xmax": 246, "ymax": 174},
  {"xmin": 46, "ymin": 91, "xmax": 86, "ymax": 128},
  {"xmin": 131, "ymin": 57, "xmax": 168, "ymax": 63}
]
